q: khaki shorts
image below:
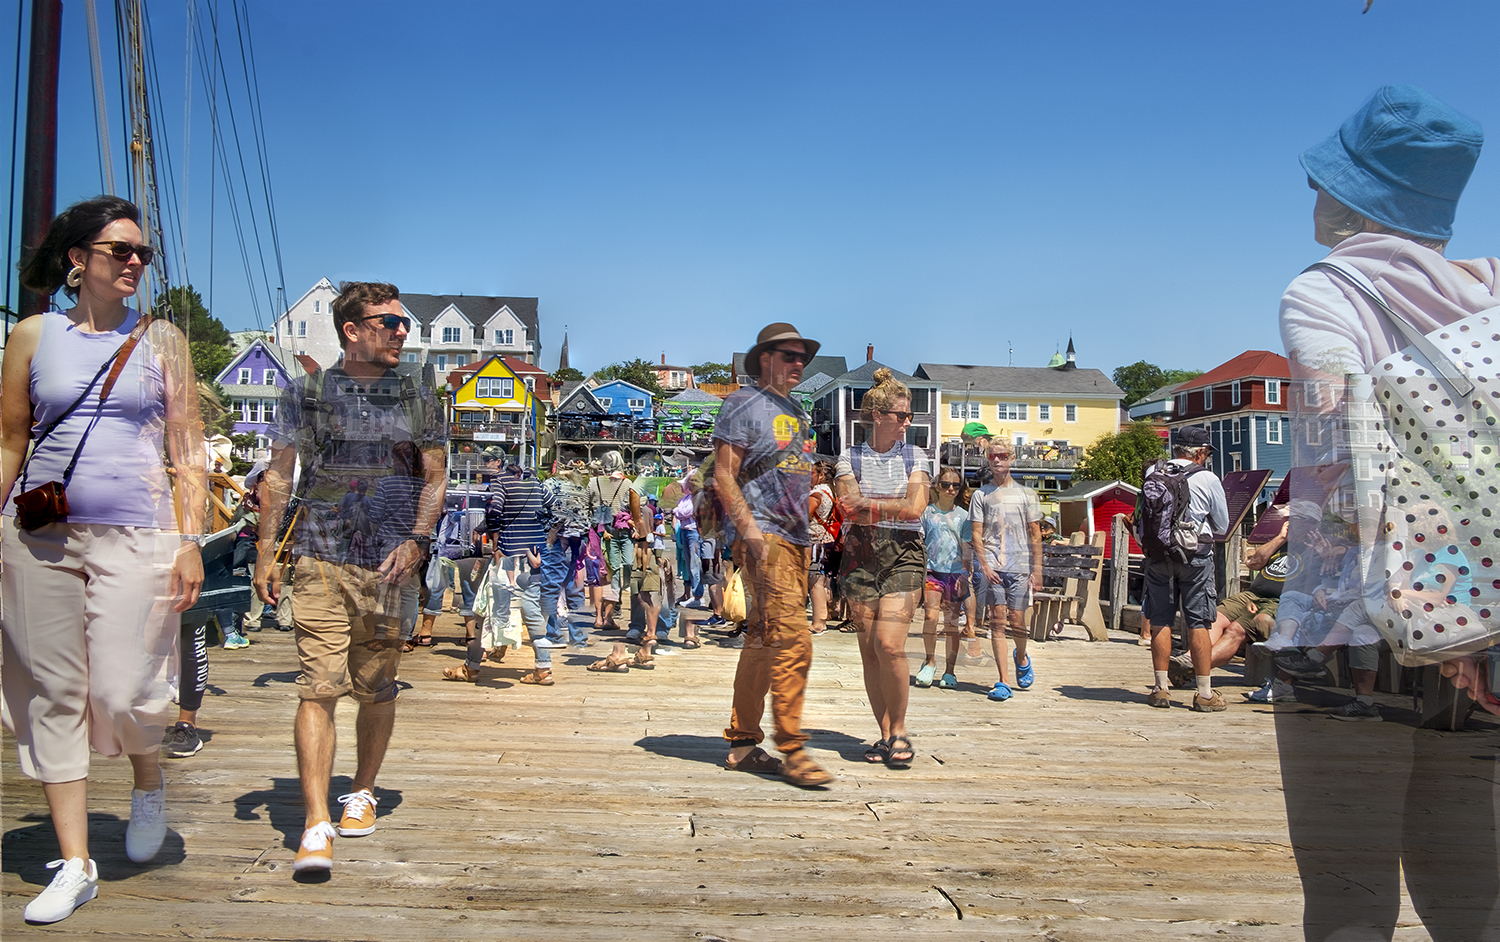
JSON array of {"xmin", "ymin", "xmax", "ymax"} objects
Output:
[
  {"xmin": 840, "ymin": 526, "xmax": 925, "ymax": 602},
  {"xmin": 291, "ymin": 556, "xmax": 408, "ymax": 703},
  {"xmin": 1217, "ymin": 590, "xmax": 1278, "ymax": 642}
]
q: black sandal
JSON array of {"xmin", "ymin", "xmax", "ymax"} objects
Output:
[
  {"xmin": 885, "ymin": 735, "xmax": 913, "ymax": 769},
  {"xmin": 863, "ymin": 739, "xmax": 890, "ymax": 763}
]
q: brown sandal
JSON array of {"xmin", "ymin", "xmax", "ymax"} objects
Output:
[
  {"xmin": 631, "ymin": 651, "xmax": 655, "ymax": 669},
  {"xmin": 725, "ymin": 746, "xmax": 783, "ymax": 775},
  {"xmin": 782, "ymin": 749, "xmax": 834, "ymax": 787},
  {"xmin": 518, "ymin": 668, "xmax": 554, "ymax": 686},
  {"xmin": 442, "ymin": 664, "xmax": 478, "ymax": 683},
  {"xmin": 587, "ymin": 655, "xmax": 630, "ymax": 673}
]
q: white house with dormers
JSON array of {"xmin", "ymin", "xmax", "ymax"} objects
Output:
[{"xmin": 271, "ymin": 280, "xmax": 541, "ymax": 389}]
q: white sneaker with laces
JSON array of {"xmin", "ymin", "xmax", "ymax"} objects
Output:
[
  {"xmin": 24, "ymin": 857, "xmax": 98, "ymax": 923},
  {"xmin": 125, "ymin": 773, "xmax": 167, "ymax": 863}
]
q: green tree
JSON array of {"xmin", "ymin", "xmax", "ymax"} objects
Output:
[
  {"xmin": 552, "ymin": 366, "xmax": 585, "ymax": 383},
  {"xmin": 593, "ymin": 358, "xmax": 663, "ymax": 396},
  {"xmin": 1074, "ymin": 420, "xmax": 1167, "ymax": 488},
  {"xmin": 1111, "ymin": 361, "xmax": 1204, "ymax": 407},
  {"xmin": 154, "ymin": 285, "xmax": 235, "ymax": 382},
  {"xmin": 691, "ymin": 361, "xmax": 733, "ymax": 385}
]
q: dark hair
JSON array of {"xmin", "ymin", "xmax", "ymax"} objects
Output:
[
  {"xmin": 331, "ymin": 281, "xmax": 400, "ymax": 348},
  {"xmin": 19, "ymin": 195, "xmax": 141, "ymax": 300}
]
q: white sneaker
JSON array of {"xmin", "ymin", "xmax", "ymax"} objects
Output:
[
  {"xmin": 125, "ymin": 773, "xmax": 167, "ymax": 863},
  {"xmin": 531, "ymin": 638, "xmax": 565, "ymax": 649},
  {"xmin": 1245, "ymin": 679, "xmax": 1297, "ymax": 703},
  {"xmin": 24, "ymin": 857, "xmax": 98, "ymax": 923}
]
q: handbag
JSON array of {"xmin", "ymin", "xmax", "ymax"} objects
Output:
[
  {"xmin": 12, "ymin": 314, "xmax": 151, "ymax": 531},
  {"xmin": 1308, "ymin": 260, "xmax": 1500, "ymax": 666}
]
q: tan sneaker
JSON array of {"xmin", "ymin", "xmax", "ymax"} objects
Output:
[
  {"xmin": 1191, "ymin": 691, "xmax": 1227, "ymax": 713},
  {"xmin": 1147, "ymin": 687, "xmax": 1173, "ymax": 709},
  {"xmin": 336, "ymin": 789, "xmax": 378, "ymax": 837},
  {"xmin": 293, "ymin": 821, "xmax": 337, "ymax": 872}
]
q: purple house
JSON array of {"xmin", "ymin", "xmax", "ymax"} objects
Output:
[{"xmin": 215, "ymin": 340, "xmax": 308, "ymax": 460}]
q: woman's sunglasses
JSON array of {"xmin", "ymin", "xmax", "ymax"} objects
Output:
[
  {"xmin": 938, "ymin": 480, "xmax": 963, "ymax": 490},
  {"xmin": 91, "ymin": 240, "xmax": 155, "ymax": 265},
  {"xmin": 876, "ymin": 410, "xmax": 913, "ymax": 422},
  {"xmin": 361, "ymin": 313, "xmax": 412, "ymax": 332}
]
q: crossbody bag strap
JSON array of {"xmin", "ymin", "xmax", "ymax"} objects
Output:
[
  {"xmin": 17, "ymin": 313, "xmax": 152, "ymax": 493},
  {"xmin": 1305, "ymin": 259, "xmax": 1475, "ymax": 398}
]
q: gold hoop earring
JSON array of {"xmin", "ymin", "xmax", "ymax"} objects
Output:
[{"xmin": 65, "ymin": 264, "xmax": 85, "ymax": 288}]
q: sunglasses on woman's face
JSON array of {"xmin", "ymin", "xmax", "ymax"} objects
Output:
[
  {"xmin": 91, "ymin": 240, "xmax": 155, "ymax": 265},
  {"xmin": 876, "ymin": 410, "xmax": 913, "ymax": 422},
  {"xmin": 938, "ymin": 481, "xmax": 962, "ymax": 490},
  {"xmin": 360, "ymin": 313, "xmax": 412, "ymax": 332}
]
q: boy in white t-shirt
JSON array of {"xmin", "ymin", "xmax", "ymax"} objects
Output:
[{"xmin": 968, "ymin": 442, "xmax": 1042, "ymax": 702}]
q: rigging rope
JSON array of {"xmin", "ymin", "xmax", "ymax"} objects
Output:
[{"xmin": 84, "ymin": 0, "xmax": 115, "ymax": 194}]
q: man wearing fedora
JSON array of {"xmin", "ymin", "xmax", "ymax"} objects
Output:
[{"xmin": 713, "ymin": 323, "xmax": 832, "ymax": 787}]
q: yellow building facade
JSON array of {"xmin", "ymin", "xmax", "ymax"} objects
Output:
[{"xmin": 913, "ymin": 361, "xmax": 1124, "ymax": 451}]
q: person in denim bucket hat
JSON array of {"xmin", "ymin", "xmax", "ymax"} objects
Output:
[
  {"xmin": 1278, "ymin": 85, "xmax": 1500, "ymax": 940},
  {"xmin": 1300, "ymin": 84, "xmax": 1482, "ymax": 242}
]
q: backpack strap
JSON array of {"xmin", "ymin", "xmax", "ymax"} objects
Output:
[{"xmin": 1305, "ymin": 259, "xmax": 1474, "ymax": 398}]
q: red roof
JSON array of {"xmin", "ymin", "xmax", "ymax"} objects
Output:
[
  {"xmin": 1181, "ymin": 351, "xmax": 1290, "ymax": 390},
  {"xmin": 294, "ymin": 354, "xmax": 320, "ymax": 375}
]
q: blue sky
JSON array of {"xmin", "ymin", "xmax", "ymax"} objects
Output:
[{"xmin": 6, "ymin": 0, "xmax": 1500, "ymax": 379}]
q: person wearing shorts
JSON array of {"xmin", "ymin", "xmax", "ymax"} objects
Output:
[
  {"xmin": 255, "ymin": 282, "xmax": 446, "ymax": 875},
  {"xmin": 916, "ymin": 468, "xmax": 971, "ymax": 689},
  {"xmin": 969, "ymin": 441, "xmax": 1043, "ymax": 702},
  {"xmin": 836, "ymin": 368, "xmax": 930, "ymax": 769}
]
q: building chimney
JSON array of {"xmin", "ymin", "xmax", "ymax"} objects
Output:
[
  {"xmin": 661, "ymin": 353, "xmax": 666, "ymax": 366},
  {"xmin": 867, "ymin": 344, "xmax": 874, "ymax": 362}
]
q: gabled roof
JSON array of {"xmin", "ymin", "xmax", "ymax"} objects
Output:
[
  {"xmin": 294, "ymin": 355, "xmax": 320, "ymax": 375},
  {"xmin": 831, "ymin": 360, "xmax": 918, "ymax": 386},
  {"xmin": 557, "ymin": 383, "xmax": 603, "ymax": 414},
  {"xmin": 1053, "ymin": 480, "xmax": 1141, "ymax": 501},
  {"xmin": 665, "ymin": 388, "xmax": 723, "ymax": 403},
  {"xmin": 399, "ymin": 294, "xmax": 540, "ymax": 336},
  {"xmin": 215, "ymin": 339, "xmax": 308, "ymax": 386},
  {"xmin": 1140, "ymin": 380, "xmax": 1188, "ymax": 402},
  {"xmin": 792, "ymin": 372, "xmax": 835, "ymax": 395},
  {"xmin": 913, "ymin": 363, "xmax": 1125, "ymax": 398},
  {"xmin": 1179, "ymin": 351, "xmax": 1291, "ymax": 390},
  {"xmin": 591, "ymin": 379, "xmax": 655, "ymax": 399}
]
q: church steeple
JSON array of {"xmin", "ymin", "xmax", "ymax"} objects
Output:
[
  {"xmin": 1063, "ymin": 336, "xmax": 1077, "ymax": 370},
  {"xmin": 559, "ymin": 328, "xmax": 570, "ymax": 371}
]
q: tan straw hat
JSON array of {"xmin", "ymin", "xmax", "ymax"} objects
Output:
[{"xmin": 745, "ymin": 322, "xmax": 820, "ymax": 377}]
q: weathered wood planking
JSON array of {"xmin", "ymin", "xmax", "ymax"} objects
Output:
[{"xmin": 3, "ymin": 601, "xmax": 1451, "ymax": 940}]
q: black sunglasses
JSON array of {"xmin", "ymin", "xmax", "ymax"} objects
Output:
[
  {"xmin": 361, "ymin": 313, "xmax": 411, "ymax": 332},
  {"xmin": 876, "ymin": 410, "xmax": 913, "ymax": 422},
  {"xmin": 772, "ymin": 348, "xmax": 812, "ymax": 365},
  {"xmin": 91, "ymin": 240, "xmax": 155, "ymax": 265},
  {"xmin": 938, "ymin": 480, "xmax": 963, "ymax": 490}
]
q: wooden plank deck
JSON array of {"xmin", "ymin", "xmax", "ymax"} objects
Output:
[{"xmin": 2, "ymin": 605, "xmax": 1457, "ymax": 940}]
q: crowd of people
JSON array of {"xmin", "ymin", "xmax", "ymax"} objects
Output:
[{"xmin": 2, "ymin": 83, "xmax": 1498, "ymax": 938}]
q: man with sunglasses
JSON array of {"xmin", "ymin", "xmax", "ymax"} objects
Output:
[
  {"xmin": 969, "ymin": 441, "xmax": 1043, "ymax": 701},
  {"xmin": 713, "ymin": 323, "xmax": 832, "ymax": 788},
  {"xmin": 255, "ymin": 282, "xmax": 447, "ymax": 875}
]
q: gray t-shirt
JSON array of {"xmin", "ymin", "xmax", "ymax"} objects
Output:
[
  {"xmin": 969, "ymin": 480, "xmax": 1042, "ymax": 574},
  {"xmin": 272, "ymin": 366, "xmax": 445, "ymax": 568},
  {"xmin": 712, "ymin": 386, "xmax": 812, "ymax": 547}
]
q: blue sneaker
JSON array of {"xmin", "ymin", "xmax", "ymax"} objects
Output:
[
  {"xmin": 938, "ymin": 673, "xmax": 958, "ymax": 690},
  {"xmin": 1013, "ymin": 654, "xmax": 1035, "ymax": 689},
  {"xmin": 987, "ymin": 681, "xmax": 1013, "ymax": 701},
  {"xmin": 222, "ymin": 631, "xmax": 250, "ymax": 650}
]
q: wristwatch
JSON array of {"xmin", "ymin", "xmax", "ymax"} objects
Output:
[{"xmin": 180, "ymin": 533, "xmax": 209, "ymax": 546}]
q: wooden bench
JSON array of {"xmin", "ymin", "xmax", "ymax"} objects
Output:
[{"xmin": 1029, "ymin": 532, "xmax": 1108, "ymax": 642}]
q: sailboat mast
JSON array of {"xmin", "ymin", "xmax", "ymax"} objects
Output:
[{"xmin": 19, "ymin": 0, "xmax": 63, "ymax": 319}]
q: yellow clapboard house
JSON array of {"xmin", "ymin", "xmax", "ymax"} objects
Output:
[{"xmin": 450, "ymin": 354, "xmax": 542, "ymax": 465}]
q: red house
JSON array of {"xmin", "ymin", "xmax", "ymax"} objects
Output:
[{"xmin": 1054, "ymin": 480, "xmax": 1141, "ymax": 557}]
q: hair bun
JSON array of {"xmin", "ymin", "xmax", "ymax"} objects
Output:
[{"xmin": 872, "ymin": 367, "xmax": 893, "ymax": 385}]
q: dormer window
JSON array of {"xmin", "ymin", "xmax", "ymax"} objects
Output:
[{"xmin": 1266, "ymin": 379, "xmax": 1280, "ymax": 404}]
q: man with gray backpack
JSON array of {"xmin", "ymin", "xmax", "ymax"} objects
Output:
[{"xmin": 1136, "ymin": 425, "xmax": 1228, "ymax": 712}]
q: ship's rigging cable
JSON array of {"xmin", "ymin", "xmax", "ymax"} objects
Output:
[
  {"xmin": 230, "ymin": 0, "xmax": 285, "ymax": 313},
  {"xmin": 84, "ymin": 0, "xmax": 115, "ymax": 195}
]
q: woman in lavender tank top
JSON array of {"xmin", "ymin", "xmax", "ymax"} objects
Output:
[{"xmin": 1, "ymin": 196, "xmax": 207, "ymax": 923}]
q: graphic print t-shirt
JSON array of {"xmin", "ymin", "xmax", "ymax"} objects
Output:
[
  {"xmin": 922, "ymin": 504, "xmax": 972, "ymax": 574},
  {"xmin": 712, "ymin": 386, "xmax": 812, "ymax": 547}
]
